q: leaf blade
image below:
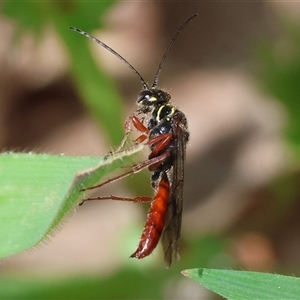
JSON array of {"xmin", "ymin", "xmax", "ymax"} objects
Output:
[
  {"xmin": 182, "ymin": 268, "xmax": 300, "ymax": 300},
  {"xmin": 0, "ymin": 145, "xmax": 144, "ymax": 259}
]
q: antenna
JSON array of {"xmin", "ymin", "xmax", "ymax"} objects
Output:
[
  {"xmin": 151, "ymin": 13, "xmax": 198, "ymax": 89},
  {"xmin": 70, "ymin": 13, "xmax": 198, "ymax": 91},
  {"xmin": 69, "ymin": 26, "xmax": 150, "ymax": 90}
]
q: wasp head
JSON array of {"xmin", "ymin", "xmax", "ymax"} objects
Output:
[{"xmin": 136, "ymin": 89, "xmax": 171, "ymax": 114}]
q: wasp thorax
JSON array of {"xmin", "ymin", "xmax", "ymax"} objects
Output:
[{"xmin": 155, "ymin": 104, "xmax": 175, "ymax": 122}]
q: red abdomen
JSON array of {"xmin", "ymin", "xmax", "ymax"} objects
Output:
[{"xmin": 130, "ymin": 173, "xmax": 170, "ymax": 259}]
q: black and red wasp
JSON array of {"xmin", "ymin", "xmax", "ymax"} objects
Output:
[{"xmin": 70, "ymin": 14, "xmax": 197, "ymax": 266}]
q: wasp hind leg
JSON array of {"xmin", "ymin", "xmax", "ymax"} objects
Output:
[{"xmin": 79, "ymin": 195, "xmax": 152, "ymax": 206}]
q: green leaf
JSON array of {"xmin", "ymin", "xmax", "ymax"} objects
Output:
[
  {"xmin": 0, "ymin": 144, "xmax": 144, "ymax": 259},
  {"xmin": 182, "ymin": 268, "xmax": 300, "ymax": 300}
]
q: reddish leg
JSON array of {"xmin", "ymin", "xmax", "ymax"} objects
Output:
[
  {"xmin": 81, "ymin": 195, "xmax": 152, "ymax": 204},
  {"xmin": 117, "ymin": 114, "xmax": 172, "ymax": 156},
  {"xmin": 81, "ymin": 123, "xmax": 172, "ymax": 203},
  {"xmin": 82, "ymin": 133, "xmax": 172, "ymax": 194},
  {"xmin": 146, "ymin": 133, "xmax": 172, "ymax": 171},
  {"xmin": 130, "ymin": 114, "xmax": 148, "ymax": 133},
  {"xmin": 81, "ymin": 151, "xmax": 170, "ymax": 193},
  {"xmin": 117, "ymin": 114, "xmax": 149, "ymax": 151},
  {"xmin": 147, "ymin": 133, "xmax": 172, "ymax": 157}
]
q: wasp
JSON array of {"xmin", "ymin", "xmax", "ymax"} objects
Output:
[{"xmin": 70, "ymin": 14, "xmax": 197, "ymax": 266}]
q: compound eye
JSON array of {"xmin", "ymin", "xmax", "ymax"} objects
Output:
[{"xmin": 137, "ymin": 90, "xmax": 157, "ymax": 104}]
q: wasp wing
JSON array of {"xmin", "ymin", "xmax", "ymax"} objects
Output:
[{"xmin": 162, "ymin": 112, "xmax": 188, "ymax": 267}]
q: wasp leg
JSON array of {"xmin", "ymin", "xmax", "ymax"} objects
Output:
[
  {"xmin": 81, "ymin": 151, "xmax": 170, "ymax": 193},
  {"xmin": 79, "ymin": 195, "xmax": 152, "ymax": 205},
  {"xmin": 117, "ymin": 114, "xmax": 149, "ymax": 151}
]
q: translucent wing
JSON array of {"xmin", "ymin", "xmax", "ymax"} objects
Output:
[{"xmin": 162, "ymin": 111, "xmax": 188, "ymax": 267}]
